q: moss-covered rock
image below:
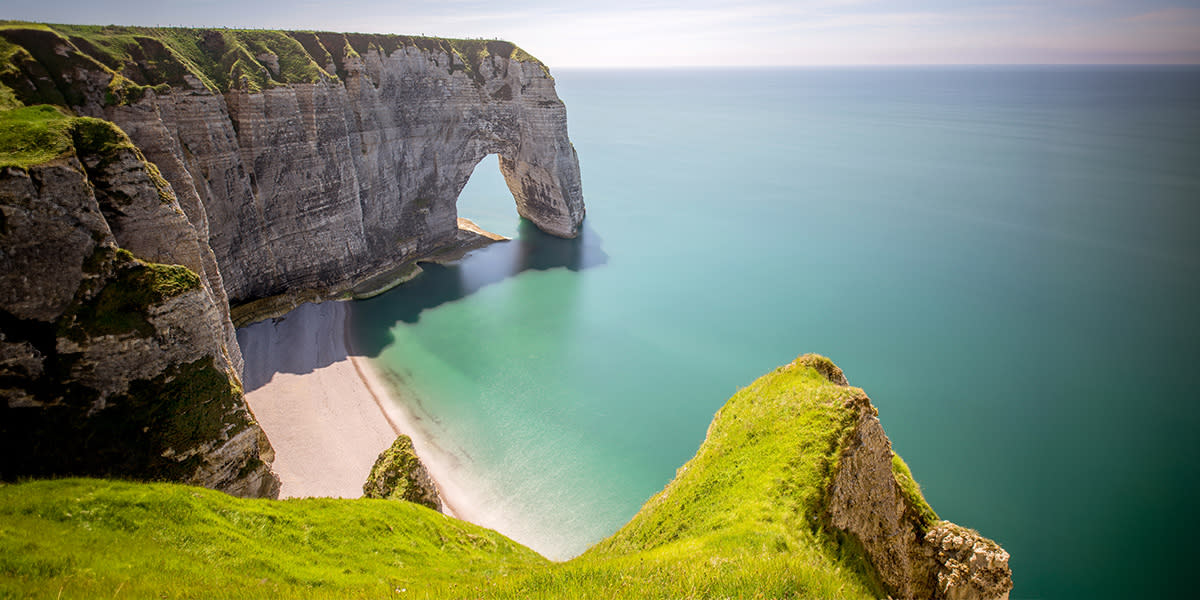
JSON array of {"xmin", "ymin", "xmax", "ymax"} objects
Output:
[
  {"xmin": 362, "ymin": 435, "xmax": 440, "ymax": 510},
  {"xmin": 59, "ymin": 247, "xmax": 201, "ymax": 340}
]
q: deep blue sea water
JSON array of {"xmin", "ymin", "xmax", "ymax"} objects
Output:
[{"xmin": 348, "ymin": 67, "xmax": 1200, "ymax": 599}]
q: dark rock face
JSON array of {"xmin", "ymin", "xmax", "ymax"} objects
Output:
[
  {"xmin": 0, "ymin": 122, "xmax": 278, "ymax": 497},
  {"xmin": 363, "ymin": 435, "xmax": 441, "ymax": 510}
]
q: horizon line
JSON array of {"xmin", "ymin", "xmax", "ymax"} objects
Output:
[{"xmin": 552, "ymin": 63, "xmax": 1200, "ymax": 69}]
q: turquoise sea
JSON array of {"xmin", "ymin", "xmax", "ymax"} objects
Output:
[{"xmin": 347, "ymin": 67, "xmax": 1200, "ymax": 599}]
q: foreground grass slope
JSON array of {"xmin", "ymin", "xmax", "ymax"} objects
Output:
[
  {"xmin": 0, "ymin": 356, "xmax": 908, "ymax": 599},
  {"xmin": 0, "ymin": 479, "xmax": 546, "ymax": 599}
]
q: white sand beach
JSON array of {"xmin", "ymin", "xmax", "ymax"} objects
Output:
[
  {"xmin": 238, "ymin": 301, "xmax": 408, "ymax": 499},
  {"xmin": 236, "ymin": 300, "xmax": 475, "ymax": 521}
]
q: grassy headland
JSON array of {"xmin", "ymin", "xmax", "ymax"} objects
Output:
[
  {"xmin": 0, "ymin": 356, "xmax": 933, "ymax": 599},
  {"xmin": 0, "ymin": 21, "xmax": 545, "ymax": 103}
]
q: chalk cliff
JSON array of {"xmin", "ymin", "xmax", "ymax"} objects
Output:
[
  {"xmin": 0, "ymin": 24, "xmax": 584, "ymax": 495},
  {"xmin": 0, "ymin": 25, "xmax": 585, "ymax": 324}
]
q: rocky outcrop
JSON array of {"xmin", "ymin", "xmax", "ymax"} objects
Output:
[
  {"xmin": 363, "ymin": 435, "xmax": 441, "ymax": 510},
  {"xmin": 0, "ymin": 26, "xmax": 585, "ymax": 323},
  {"xmin": 821, "ymin": 356, "xmax": 1012, "ymax": 600},
  {"xmin": 0, "ymin": 110, "xmax": 278, "ymax": 497},
  {"xmin": 925, "ymin": 522, "xmax": 1013, "ymax": 600}
]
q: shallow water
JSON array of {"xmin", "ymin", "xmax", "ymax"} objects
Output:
[{"xmin": 346, "ymin": 67, "xmax": 1200, "ymax": 598}]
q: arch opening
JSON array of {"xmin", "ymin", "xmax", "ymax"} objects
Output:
[{"xmin": 456, "ymin": 154, "xmax": 520, "ymax": 240}]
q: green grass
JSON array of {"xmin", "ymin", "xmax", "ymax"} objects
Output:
[
  {"xmin": 0, "ymin": 104, "xmax": 143, "ymax": 170},
  {"xmin": 0, "ymin": 479, "xmax": 547, "ymax": 600},
  {"xmin": 62, "ymin": 247, "xmax": 202, "ymax": 340},
  {"xmin": 0, "ymin": 355, "xmax": 943, "ymax": 598},
  {"xmin": 0, "ymin": 104, "xmax": 73, "ymax": 168},
  {"xmin": 0, "ymin": 21, "xmax": 548, "ymax": 102}
]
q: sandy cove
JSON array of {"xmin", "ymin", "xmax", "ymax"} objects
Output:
[{"xmin": 237, "ymin": 300, "xmax": 464, "ymax": 516}]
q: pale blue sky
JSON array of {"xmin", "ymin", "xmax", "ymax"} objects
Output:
[{"xmin": 5, "ymin": 0, "xmax": 1199, "ymax": 66}]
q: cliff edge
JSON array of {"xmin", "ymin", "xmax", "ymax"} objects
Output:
[{"xmin": 587, "ymin": 354, "xmax": 1012, "ymax": 600}]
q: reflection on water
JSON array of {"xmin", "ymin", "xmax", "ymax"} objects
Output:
[{"xmin": 350, "ymin": 220, "xmax": 606, "ymax": 357}]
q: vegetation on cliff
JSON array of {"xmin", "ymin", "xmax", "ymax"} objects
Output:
[
  {"xmin": 0, "ymin": 103, "xmax": 265, "ymax": 493},
  {"xmin": 363, "ymin": 435, "xmax": 442, "ymax": 510},
  {"xmin": 0, "ymin": 104, "xmax": 73, "ymax": 168},
  {"xmin": 62, "ymin": 248, "xmax": 201, "ymax": 340},
  {"xmin": 0, "ymin": 355, "xmax": 975, "ymax": 599},
  {"xmin": 0, "ymin": 102, "xmax": 151, "ymax": 173},
  {"xmin": 0, "ymin": 479, "xmax": 546, "ymax": 599},
  {"xmin": 0, "ymin": 21, "xmax": 547, "ymax": 100}
]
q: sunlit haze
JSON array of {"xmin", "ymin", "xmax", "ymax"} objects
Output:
[{"xmin": 3, "ymin": 1, "xmax": 1199, "ymax": 67}]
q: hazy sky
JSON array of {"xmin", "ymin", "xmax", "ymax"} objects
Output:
[{"xmin": 5, "ymin": 0, "xmax": 1200, "ymax": 66}]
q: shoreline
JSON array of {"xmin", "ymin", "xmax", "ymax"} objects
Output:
[
  {"xmin": 237, "ymin": 301, "xmax": 410, "ymax": 500},
  {"xmin": 237, "ymin": 296, "xmax": 474, "ymax": 521},
  {"xmin": 235, "ymin": 218, "xmax": 546, "ymax": 554},
  {"xmin": 342, "ymin": 330, "xmax": 468, "ymax": 520}
]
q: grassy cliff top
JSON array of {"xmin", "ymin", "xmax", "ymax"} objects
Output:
[
  {"xmin": 0, "ymin": 104, "xmax": 74, "ymax": 168},
  {"xmin": 0, "ymin": 479, "xmax": 547, "ymax": 599},
  {"xmin": 0, "ymin": 355, "xmax": 939, "ymax": 598},
  {"xmin": 0, "ymin": 21, "xmax": 544, "ymax": 101},
  {"xmin": 0, "ymin": 104, "xmax": 143, "ymax": 169}
]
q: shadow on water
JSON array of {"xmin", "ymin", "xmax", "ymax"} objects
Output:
[
  {"xmin": 238, "ymin": 220, "xmax": 605, "ymax": 391},
  {"xmin": 348, "ymin": 219, "xmax": 605, "ymax": 358}
]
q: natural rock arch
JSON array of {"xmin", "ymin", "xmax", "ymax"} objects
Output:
[{"xmin": 3, "ymin": 27, "xmax": 585, "ymax": 310}]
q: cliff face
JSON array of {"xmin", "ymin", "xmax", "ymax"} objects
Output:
[
  {"xmin": 0, "ymin": 107, "xmax": 278, "ymax": 496},
  {"xmin": 1, "ymin": 25, "xmax": 585, "ymax": 320},
  {"xmin": 825, "ymin": 361, "xmax": 1012, "ymax": 600},
  {"xmin": 0, "ymin": 24, "xmax": 585, "ymax": 496}
]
